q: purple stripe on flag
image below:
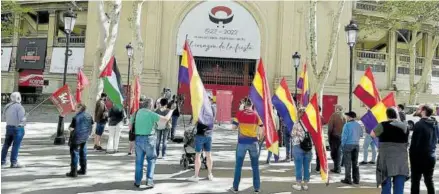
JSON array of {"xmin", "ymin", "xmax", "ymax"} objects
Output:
[
  {"xmin": 178, "ymin": 67, "xmax": 189, "ymax": 84},
  {"xmin": 272, "ymin": 95, "xmax": 294, "ymax": 134},
  {"xmin": 249, "ymin": 86, "xmax": 265, "ymax": 121},
  {"xmin": 297, "ymin": 78, "xmax": 304, "ymax": 89},
  {"xmin": 198, "ymin": 90, "xmax": 215, "ymax": 129},
  {"xmin": 302, "ymin": 91, "xmax": 309, "ymax": 107},
  {"xmin": 360, "ymin": 110, "xmax": 380, "ymax": 147}
]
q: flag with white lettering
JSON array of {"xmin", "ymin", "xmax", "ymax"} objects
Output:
[{"xmin": 50, "ymin": 84, "xmax": 76, "ymax": 116}]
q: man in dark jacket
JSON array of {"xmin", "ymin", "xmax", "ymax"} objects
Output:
[
  {"xmin": 67, "ymin": 103, "xmax": 93, "ymax": 177},
  {"xmin": 397, "ymin": 104, "xmax": 406, "ymax": 123},
  {"xmin": 409, "ymin": 105, "xmax": 438, "ymax": 194},
  {"xmin": 327, "ymin": 105, "xmax": 346, "ymax": 173},
  {"xmin": 106, "ymin": 106, "xmax": 125, "ymax": 154}
]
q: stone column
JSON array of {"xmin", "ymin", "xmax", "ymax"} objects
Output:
[{"xmin": 387, "ymin": 30, "xmax": 397, "ymax": 89}]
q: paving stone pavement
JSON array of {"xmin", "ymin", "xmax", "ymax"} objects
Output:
[{"xmin": 1, "ymin": 117, "xmax": 439, "ymax": 194}]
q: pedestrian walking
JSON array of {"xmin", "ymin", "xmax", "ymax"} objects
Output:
[
  {"xmin": 327, "ymin": 105, "xmax": 346, "ymax": 174},
  {"xmin": 340, "ymin": 111, "xmax": 362, "ymax": 185},
  {"xmin": 1, "ymin": 92, "xmax": 26, "ymax": 168},
  {"xmin": 155, "ymin": 98, "xmax": 171, "ymax": 159},
  {"xmin": 131, "ymin": 96, "xmax": 173, "ymax": 189},
  {"xmin": 94, "ymin": 93, "xmax": 108, "ymax": 151},
  {"xmin": 360, "ymin": 128, "xmax": 377, "ymax": 165},
  {"xmin": 66, "ymin": 103, "xmax": 94, "ymax": 177},
  {"xmin": 409, "ymin": 105, "xmax": 438, "ymax": 194},
  {"xmin": 291, "ymin": 108, "xmax": 313, "ymax": 191},
  {"xmin": 167, "ymin": 95, "xmax": 181, "ymax": 140},
  {"xmin": 106, "ymin": 106, "xmax": 124, "ymax": 154},
  {"xmin": 230, "ymin": 99, "xmax": 262, "ymax": 194},
  {"xmin": 397, "ymin": 104, "xmax": 406, "ymax": 123},
  {"xmin": 371, "ymin": 108, "xmax": 409, "ymax": 194}
]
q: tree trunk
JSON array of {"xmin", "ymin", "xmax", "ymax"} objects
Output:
[
  {"xmin": 408, "ymin": 29, "xmax": 419, "ymax": 105},
  {"xmin": 308, "ymin": 0, "xmax": 318, "ymax": 78},
  {"xmin": 131, "ymin": 0, "xmax": 145, "ymax": 76},
  {"xmin": 94, "ymin": 0, "xmax": 122, "ymax": 101},
  {"xmin": 414, "ymin": 35, "xmax": 439, "ymax": 95}
]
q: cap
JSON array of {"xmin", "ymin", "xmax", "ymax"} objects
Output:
[
  {"xmin": 345, "ymin": 111, "xmax": 357, "ymax": 118},
  {"xmin": 335, "ymin": 104, "xmax": 343, "ymax": 111}
]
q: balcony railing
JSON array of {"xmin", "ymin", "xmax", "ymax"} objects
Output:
[
  {"xmin": 433, "ymin": 58, "xmax": 439, "ymax": 66},
  {"xmin": 356, "ymin": 50, "xmax": 387, "ymax": 65},
  {"xmin": 54, "ymin": 36, "xmax": 86, "ymax": 46},
  {"xmin": 397, "ymin": 54, "xmax": 425, "ymax": 67},
  {"xmin": 1, "ymin": 37, "xmax": 13, "ymax": 45},
  {"xmin": 355, "ymin": 1, "xmax": 381, "ymax": 12}
]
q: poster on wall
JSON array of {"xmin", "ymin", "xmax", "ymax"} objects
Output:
[
  {"xmin": 176, "ymin": 1, "xmax": 261, "ymax": 59},
  {"xmin": 49, "ymin": 47, "xmax": 85, "ymax": 74},
  {"xmin": 16, "ymin": 38, "xmax": 47, "ymax": 70},
  {"xmin": 1, "ymin": 47, "xmax": 12, "ymax": 72},
  {"xmin": 19, "ymin": 70, "xmax": 44, "ymax": 87}
]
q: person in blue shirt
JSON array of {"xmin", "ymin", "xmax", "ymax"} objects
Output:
[{"xmin": 340, "ymin": 111, "xmax": 363, "ymax": 185}]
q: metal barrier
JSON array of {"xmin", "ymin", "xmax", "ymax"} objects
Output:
[{"xmin": 54, "ymin": 36, "xmax": 86, "ymax": 46}]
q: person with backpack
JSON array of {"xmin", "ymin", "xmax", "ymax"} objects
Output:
[
  {"xmin": 1, "ymin": 92, "xmax": 26, "ymax": 168},
  {"xmin": 409, "ymin": 105, "xmax": 438, "ymax": 194},
  {"xmin": 291, "ymin": 108, "xmax": 313, "ymax": 191},
  {"xmin": 66, "ymin": 103, "xmax": 94, "ymax": 177},
  {"xmin": 106, "ymin": 106, "xmax": 125, "ymax": 154},
  {"xmin": 340, "ymin": 111, "xmax": 363, "ymax": 185},
  {"xmin": 155, "ymin": 98, "xmax": 171, "ymax": 159}
]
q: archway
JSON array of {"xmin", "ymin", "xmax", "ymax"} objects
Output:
[{"xmin": 175, "ymin": 1, "xmax": 262, "ymax": 115}]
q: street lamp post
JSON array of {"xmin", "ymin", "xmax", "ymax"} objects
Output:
[
  {"xmin": 125, "ymin": 43, "xmax": 133, "ymax": 119},
  {"xmin": 54, "ymin": 9, "xmax": 77, "ymax": 145},
  {"xmin": 345, "ymin": 20, "xmax": 359, "ymax": 112},
  {"xmin": 292, "ymin": 52, "xmax": 301, "ymax": 103}
]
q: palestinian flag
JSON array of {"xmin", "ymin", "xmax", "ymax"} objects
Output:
[{"xmin": 100, "ymin": 56, "xmax": 124, "ymax": 109}]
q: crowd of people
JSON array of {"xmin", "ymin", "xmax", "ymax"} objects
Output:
[{"xmin": 1, "ymin": 91, "xmax": 439, "ymax": 194}]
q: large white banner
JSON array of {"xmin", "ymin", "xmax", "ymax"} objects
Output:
[
  {"xmin": 50, "ymin": 47, "xmax": 85, "ymax": 74},
  {"xmin": 176, "ymin": 1, "xmax": 261, "ymax": 59},
  {"xmin": 1, "ymin": 47, "xmax": 12, "ymax": 72}
]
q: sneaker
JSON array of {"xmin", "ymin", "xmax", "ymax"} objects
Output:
[
  {"xmin": 292, "ymin": 184, "xmax": 302, "ymax": 191},
  {"xmin": 353, "ymin": 181, "xmax": 360, "ymax": 185},
  {"xmin": 359, "ymin": 161, "xmax": 368, "ymax": 165},
  {"xmin": 330, "ymin": 169, "xmax": 341, "ymax": 174},
  {"xmin": 368, "ymin": 161, "xmax": 376, "ymax": 165},
  {"xmin": 78, "ymin": 169, "xmax": 86, "ymax": 175},
  {"xmin": 145, "ymin": 183, "xmax": 154, "ymax": 189},
  {"xmin": 254, "ymin": 190, "xmax": 260, "ymax": 194},
  {"xmin": 315, "ymin": 169, "xmax": 320, "ymax": 173},
  {"xmin": 157, "ymin": 156, "xmax": 163, "ymax": 159},
  {"xmin": 302, "ymin": 184, "xmax": 309, "ymax": 191},
  {"xmin": 10, "ymin": 163, "xmax": 24, "ymax": 168},
  {"xmin": 1, "ymin": 163, "xmax": 7, "ymax": 168},
  {"xmin": 96, "ymin": 146, "xmax": 103, "ymax": 151},
  {"xmin": 187, "ymin": 176, "xmax": 199, "ymax": 182},
  {"xmin": 134, "ymin": 183, "xmax": 140, "ymax": 188},
  {"xmin": 207, "ymin": 173, "xmax": 214, "ymax": 181},
  {"xmin": 94, "ymin": 145, "xmax": 98, "ymax": 150},
  {"xmin": 128, "ymin": 152, "xmax": 132, "ymax": 156},
  {"xmin": 340, "ymin": 179, "xmax": 352, "ymax": 185},
  {"xmin": 228, "ymin": 187, "xmax": 238, "ymax": 193}
]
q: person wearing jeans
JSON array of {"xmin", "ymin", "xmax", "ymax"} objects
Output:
[
  {"xmin": 360, "ymin": 134, "xmax": 377, "ymax": 165},
  {"xmin": 155, "ymin": 98, "xmax": 171, "ymax": 158},
  {"xmin": 1, "ymin": 92, "xmax": 26, "ymax": 168},
  {"xmin": 372, "ymin": 108, "xmax": 409, "ymax": 194},
  {"xmin": 341, "ymin": 111, "xmax": 363, "ymax": 185},
  {"xmin": 291, "ymin": 109, "xmax": 312, "ymax": 191},
  {"xmin": 409, "ymin": 105, "xmax": 438, "ymax": 194},
  {"xmin": 230, "ymin": 99, "xmax": 261, "ymax": 193},
  {"xmin": 130, "ymin": 96, "xmax": 173, "ymax": 189},
  {"xmin": 168, "ymin": 95, "xmax": 181, "ymax": 140}
]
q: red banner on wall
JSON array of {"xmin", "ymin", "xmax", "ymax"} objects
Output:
[
  {"xmin": 50, "ymin": 84, "xmax": 76, "ymax": 116},
  {"xmin": 19, "ymin": 70, "xmax": 44, "ymax": 87}
]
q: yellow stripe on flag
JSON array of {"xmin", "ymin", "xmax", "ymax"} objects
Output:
[
  {"xmin": 305, "ymin": 105, "xmax": 318, "ymax": 132},
  {"xmin": 253, "ymin": 72, "xmax": 264, "ymax": 97}
]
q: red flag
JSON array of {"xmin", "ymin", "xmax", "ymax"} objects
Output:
[
  {"xmin": 50, "ymin": 84, "xmax": 76, "ymax": 116},
  {"xmin": 75, "ymin": 68, "xmax": 89, "ymax": 103},
  {"xmin": 301, "ymin": 94, "xmax": 329, "ymax": 183},
  {"xmin": 130, "ymin": 76, "xmax": 141, "ymax": 114}
]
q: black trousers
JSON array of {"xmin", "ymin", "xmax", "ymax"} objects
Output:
[
  {"xmin": 410, "ymin": 154, "xmax": 436, "ymax": 194},
  {"xmin": 343, "ymin": 144, "xmax": 359, "ymax": 183},
  {"xmin": 329, "ymin": 135, "xmax": 342, "ymax": 171}
]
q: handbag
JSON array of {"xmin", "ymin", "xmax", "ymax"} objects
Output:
[
  {"xmin": 298, "ymin": 121, "xmax": 313, "ymax": 152},
  {"xmin": 129, "ymin": 110, "xmax": 139, "ymax": 140}
]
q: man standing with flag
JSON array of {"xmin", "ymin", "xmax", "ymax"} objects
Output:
[{"xmin": 230, "ymin": 99, "xmax": 262, "ymax": 194}]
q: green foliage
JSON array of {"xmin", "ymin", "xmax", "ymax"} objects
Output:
[{"xmin": 1, "ymin": 0, "xmax": 33, "ymax": 36}]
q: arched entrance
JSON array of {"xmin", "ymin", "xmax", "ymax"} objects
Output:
[{"xmin": 176, "ymin": 1, "xmax": 261, "ymax": 115}]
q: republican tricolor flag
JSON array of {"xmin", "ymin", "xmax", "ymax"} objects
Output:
[
  {"xmin": 301, "ymin": 94, "xmax": 328, "ymax": 183},
  {"xmin": 297, "ymin": 63, "xmax": 310, "ymax": 106},
  {"xmin": 353, "ymin": 67, "xmax": 381, "ymax": 108},
  {"xmin": 178, "ymin": 40, "xmax": 214, "ymax": 128},
  {"xmin": 249, "ymin": 59, "xmax": 279, "ymax": 156},
  {"xmin": 272, "ymin": 78, "xmax": 298, "ymax": 134}
]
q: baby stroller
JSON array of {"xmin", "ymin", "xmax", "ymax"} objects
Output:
[{"xmin": 180, "ymin": 127, "xmax": 207, "ymax": 169}]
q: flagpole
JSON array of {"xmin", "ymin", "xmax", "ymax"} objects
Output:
[{"xmin": 25, "ymin": 96, "xmax": 52, "ymax": 117}]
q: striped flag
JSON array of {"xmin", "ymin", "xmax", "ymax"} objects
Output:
[
  {"xmin": 353, "ymin": 67, "xmax": 381, "ymax": 108},
  {"xmin": 301, "ymin": 94, "xmax": 328, "ymax": 183},
  {"xmin": 297, "ymin": 63, "xmax": 310, "ymax": 106},
  {"xmin": 272, "ymin": 78, "xmax": 298, "ymax": 134},
  {"xmin": 360, "ymin": 92, "xmax": 396, "ymax": 146},
  {"xmin": 249, "ymin": 59, "xmax": 279, "ymax": 156},
  {"xmin": 130, "ymin": 76, "xmax": 141, "ymax": 114},
  {"xmin": 99, "ymin": 56, "xmax": 124, "ymax": 109},
  {"xmin": 178, "ymin": 40, "xmax": 214, "ymax": 128}
]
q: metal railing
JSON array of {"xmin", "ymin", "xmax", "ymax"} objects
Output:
[
  {"xmin": 1, "ymin": 37, "xmax": 13, "ymax": 44},
  {"xmin": 355, "ymin": 1, "xmax": 381, "ymax": 11},
  {"xmin": 397, "ymin": 54, "xmax": 425, "ymax": 67},
  {"xmin": 54, "ymin": 36, "xmax": 86, "ymax": 46},
  {"xmin": 357, "ymin": 50, "xmax": 387, "ymax": 60}
]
